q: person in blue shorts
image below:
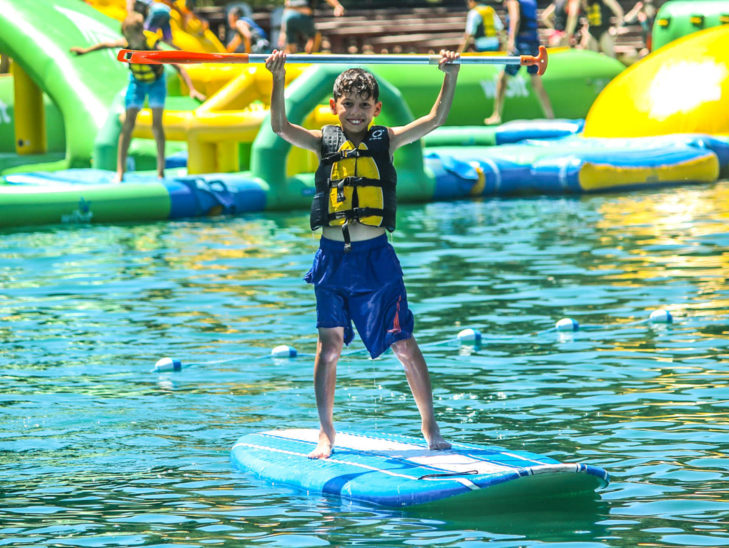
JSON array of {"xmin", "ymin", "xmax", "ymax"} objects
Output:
[
  {"xmin": 71, "ymin": 13, "xmax": 205, "ymax": 182},
  {"xmin": 484, "ymin": 0, "xmax": 554, "ymax": 125},
  {"xmin": 265, "ymin": 48, "xmax": 460, "ymax": 459}
]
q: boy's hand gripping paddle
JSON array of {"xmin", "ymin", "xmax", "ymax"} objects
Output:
[{"xmin": 117, "ymin": 46, "xmax": 549, "ymax": 75}]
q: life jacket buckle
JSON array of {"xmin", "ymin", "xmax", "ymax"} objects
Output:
[
  {"xmin": 336, "ymin": 179, "xmax": 346, "ymax": 203},
  {"xmin": 342, "ymin": 221, "xmax": 352, "ymax": 253}
]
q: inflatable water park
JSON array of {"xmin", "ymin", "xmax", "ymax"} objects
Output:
[{"xmin": 1, "ymin": 0, "xmax": 728, "ymax": 230}]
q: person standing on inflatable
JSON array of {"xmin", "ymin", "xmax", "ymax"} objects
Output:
[
  {"xmin": 459, "ymin": 0, "xmax": 504, "ymax": 53},
  {"xmin": 580, "ymin": 0, "xmax": 624, "ymax": 58},
  {"xmin": 279, "ymin": 0, "xmax": 344, "ymax": 54},
  {"xmin": 71, "ymin": 14, "xmax": 205, "ymax": 182},
  {"xmin": 541, "ymin": 0, "xmax": 581, "ymax": 47},
  {"xmin": 484, "ymin": 0, "xmax": 554, "ymax": 125},
  {"xmin": 129, "ymin": 0, "xmax": 177, "ymax": 48},
  {"xmin": 265, "ymin": 48, "xmax": 460, "ymax": 460}
]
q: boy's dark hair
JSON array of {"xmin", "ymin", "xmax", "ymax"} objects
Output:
[
  {"xmin": 133, "ymin": 0, "xmax": 150, "ymax": 17},
  {"xmin": 333, "ymin": 68, "xmax": 379, "ymax": 102},
  {"xmin": 122, "ymin": 13, "xmax": 145, "ymax": 36}
]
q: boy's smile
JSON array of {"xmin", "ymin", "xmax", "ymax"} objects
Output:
[{"xmin": 330, "ymin": 93, "xmax": 382, "ymax": 139}]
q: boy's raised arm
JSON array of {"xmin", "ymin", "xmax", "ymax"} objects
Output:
[
  {"xmin": 265, "ymin": 50, "xmax": 322, "ymax": 154},
  {"xmin": 388, "ymin": 50, "xmax": 459, "ymax": 152},
  {"xmin": 171, "ymin": 64, "xmax": 207, "ymax": 102},
  {"xmin": 70, "ymin": 39, "xmax": 126, "ymax": 55}
]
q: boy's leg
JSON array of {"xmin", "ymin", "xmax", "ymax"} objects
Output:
[
  {"xmin": 529, "ymin": 74, "xmax": 555, "ymax": 119},
  {"xmin": 305, "ymin": 31, "xmax": 322, "ymax": 54},
  {"xmin": 116, "ymin": 107, "xmax": 140, "ymax": 183},
  {"xmin": 310, "ymin": 326, "xmax": 344, "ymax": 459},
  {"xmin": 484, "ymin": 70, "xmax": 508, "ymax": 125},
  {"xmin": 599, "ymin": 31, "xmax": 616, "ymax": 58},
  {"xmin": 391, "ymin": 336, "xmax": 451, "ymax": 451},
  {"xmin": 151, "ymin": 107, "xmax": 166, "ymax": 179}
]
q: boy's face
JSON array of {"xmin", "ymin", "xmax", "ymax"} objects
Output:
[{"xmin": 329, "ymin": 92, "xmax": 382, "ymax": 135}]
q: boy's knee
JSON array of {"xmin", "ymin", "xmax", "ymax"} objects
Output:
[
  {"xmin": 318, "ymin": 329, "xmax": 344, "ymax": 362},
  {"xmin": 390, "ymin": 335, "xmax": 415, "ymax": 355},
  {"xmin": 318, "ymin": 345, "xmax": 341, "ymax": 366}
]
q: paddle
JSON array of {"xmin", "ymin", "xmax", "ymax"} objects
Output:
[{"xmin": 117, "ymin": 46, "xmax": 549, "ymax": 75}]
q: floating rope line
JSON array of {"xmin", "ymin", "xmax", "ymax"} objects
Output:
[{"xmin": 152, "ymin": 308, "xmax": 676, "ymax": 372}]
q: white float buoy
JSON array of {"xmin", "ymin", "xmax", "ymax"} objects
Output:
[
  {"xmin": 649, "ymin": 309, "xmax": 673, "ymax": 324},
  {"xmin": 556, "ymin": 318, "xmax": 579, "ymax": 332},
  {"xmin": 457, "ymin": 328, "xmax": 482, "ymax": 344},
  {"xmin": 271, "ymin": 345, "xmax": 298, "ymax": 358},
  {"xmin": 154, "ymin": 357, "xmax": 183, "ymax": 372}
]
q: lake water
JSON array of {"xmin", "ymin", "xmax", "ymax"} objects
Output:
[{"xmin": 1, "ymin": 181, "xmax": 728, "ymax": 547}]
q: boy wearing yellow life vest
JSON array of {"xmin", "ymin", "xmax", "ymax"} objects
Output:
[
  {"xmin": 265, "ymin": 49, "xmax": 460, "ymax": 460},
  {"xmin": 71, "ymin": 13, "xmax": 205, "ymax": 182},
  {"xmin": 459, "ymin": 0, "xmax": 505, "ymax": 53},
  {"xmin": 580, "ymin": 0, "xmax": 624, "ymax": 58}
]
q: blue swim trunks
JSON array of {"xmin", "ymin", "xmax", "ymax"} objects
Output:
[
  {"xmin": 505, "ymin": 40, "xmax": 540, "ymax": 76},
  {"xmin": 304, "ymin": 234, "xmax": 414, "ymax": 358},
  {"xmin": 125, "ymin": 73, "xmax": 166, "ymax": 110}
]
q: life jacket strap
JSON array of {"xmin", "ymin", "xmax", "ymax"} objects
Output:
[
  {"xmin": 321, "ymin": 148, "xmax": 374, "ymax": 165},
  {"xmin": 327, "ymin": 207, "xmax": 385, "ymax": 223},
  {"xmin": 329, "ymin": 176, "xmax": 385, "ymax": 203}
]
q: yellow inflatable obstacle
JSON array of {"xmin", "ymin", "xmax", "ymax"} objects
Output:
[
  {"xmin": 132, "ymin": 64, "xmax": 338, "ymax": 174},
  {"xmin": 584, "ymin": 25, "xmax": 729, "ymax": 138}
]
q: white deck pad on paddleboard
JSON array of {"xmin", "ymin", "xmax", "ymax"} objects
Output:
[{"xmin": 231, "ymin": 429, "xmax": 609, "ymax": 509}]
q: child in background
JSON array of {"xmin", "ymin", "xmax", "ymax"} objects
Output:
[
  {"xmin": 279, "ymin": 0, "xmax": 344, "ymax": 54},
  {"xmin": 484, "ymin": 0, "xmax": 553, "ymax": 125},
  {"xmin": 541, "ymin": 0, "xmax": 581, "ymax": 47},
  {"xmin": 71, "ymin": 13, "xmax": 205, "ymax": 182},
  {"xmin": 265, "ymin": 48, "xmax": 460, "ymax": 459},
  {"xmin": 580, "ymin": 0, "xmax": 624, "ymax": 58},
  {"xmin": 226, "ymin": 7, "xmax": 270, "ymax": 53},
  {"xmin": 129, "ymin": 0, "xmax": 176, "ymax": 48},
  {"xmin": 459, "ymin": 0, "xmax": 504, "ymax": 53}
]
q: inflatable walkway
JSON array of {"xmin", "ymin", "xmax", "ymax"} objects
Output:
[{"xmin": 1, "ymin": 1, "xmax": 727, "ymax": 230}]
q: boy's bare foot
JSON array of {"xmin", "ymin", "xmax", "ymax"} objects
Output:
[
  {"xmin": 113, "ymin": 171, "xmax": 124, "ymax": 183},
  {"xmin": 424, "ymin": 427, "xmax": 451, "ymax": 451},
  {"xmin": 308, "ymin": 428, "xmax": 335, "ymax": 459},
  {"xmin": 484, "ymin": 114, "xmax": 501, "ymax": 126}
]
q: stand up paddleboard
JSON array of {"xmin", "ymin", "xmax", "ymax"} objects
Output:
[{"xmin": 230, "ymin": 429, "xmax": 609, "ymax": 510}]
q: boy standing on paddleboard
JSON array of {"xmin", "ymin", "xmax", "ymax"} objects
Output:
[{"xmin": 265, "ymin": 49, "xmax": 459, "ymax": 459}]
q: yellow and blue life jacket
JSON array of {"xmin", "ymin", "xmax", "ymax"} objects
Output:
[
  {"xmin": 128, "ymin": 32, "xmax": 164, "ymax": 83},
  {"xmin": 474, "ymin": 4, "xmax": 498, "ymax": 38},
  {"xmin": 311, "ymin": 125, "xmax": 397, "ymax": 250}
]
